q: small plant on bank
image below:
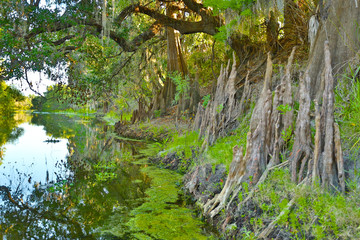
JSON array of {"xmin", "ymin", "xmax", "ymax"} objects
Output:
[
  {"xmin": 202, "ymin": 94, "xmax": 211, "ymax": 108},
  {"xmin": 169, "ymin": 71, "xmax": 190, "ymax": 105},
  {"xmin": 277, "ymin": 104, "xmax": 292, "ymax": 114},
  {"xmin": 247, "ymin": 167, "xmax": 360, "ymax": 239},
  {"xmin": 335, "ymin": 64, "xmax": 360, "ymax": 150},
  {"xmin": 216, "ymin": 103, "xmax": 224, "ymax": 114}
]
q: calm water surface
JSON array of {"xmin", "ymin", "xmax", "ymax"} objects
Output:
[{"xmin": 0, "ymin": 112, "xmax": 216, "ymax": 239}]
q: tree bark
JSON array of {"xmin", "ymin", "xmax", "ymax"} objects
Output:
[
  {"xmin": 289, "ymin": 71, "xmax": 312, "ymax": 183},
  {"xmin": 307, "ymin": 0, "xmax": 360, "ymax": 98},
  {"xmin": 203, "ymin": 50, "xmax": 297, "ymax": 218},
  {"xmin": 151, "ymin": 4, "xmax": 195, "ymax": 116},
  {"xmin": 194, "ymin": 53, "xmax": 245, "ymax": 147},
  {"xmin": 311, "ymin": 41, "xmax": 345, "ymax": 192}
]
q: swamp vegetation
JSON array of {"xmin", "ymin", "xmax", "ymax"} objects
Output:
[
  {"xmin": 0, "ymin": 111, "xmax": 216, "ymax": 239},
  {"xmin": 1, "ymin": 0, "xmax": 360, "ymax": 239}
]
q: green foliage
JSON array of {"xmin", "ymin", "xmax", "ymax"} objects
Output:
[
  {"xmin": 281, "ymin": 125, "xmax": 293, "ymax": 147},
  {"xmin": 204, "ymin": 0, "xmax": 256, "ymax": 42},
  {"xmin": 169, "ymin": 71, "xmax": 190, "ymax": 104},
  {"xmin": 247, "ymin": 167, "xmax": 360, "ymax": 239},
  {"xmin": 202, "ymin": 94, "xmax": 211, "ymax": 108},
  {"xmin": 186, "ymin": 34, "xmax": 227, "ymax": 87},
  {"xmin": 153, "ymin": 110, "xmax": 161, "ymax": 118},
  {"xmin": 335, "ymin": 65, "xmax": 360, "ymax": 150},
  {"xmin": 0, "ymin": 81, "xmax": 25, "ymax": 116},
  {"xmin": 206, "ymin": 112, "xmax": 250, "ymax": 171},
  {"xmin": 0, "ymin": 82, "xmax": 29, "ymax": 162},
  {"xmin": 277, "ymin": 104, "xmax": 292, "ymax": 114},
  {"xmin": 204, "ymin": 0, "xmax": 255, "ymax": 13},
  {"xmin": 216, "ymin": 103, "xmax": 224, "ymax": 114},
  {"xmin": 214, "ymin": 20, "xmax": 238, "ymax": 42}
]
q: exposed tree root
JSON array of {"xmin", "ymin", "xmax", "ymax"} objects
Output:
[
  {"xmin": 194, "ymin": 53, "xmax": 252, "ymax": 148},
  {"xmin": 235, "ymin": 160, "xmax": 289, "ymax": 212},
  {"xmin": 310, "ymin": 41, "xmax": 345, "ymax": 192},
  {"xmin": 289, "ymin": 70, "xmax": 312, "ymax": 183},
  {"xmin": 204, "ymin": 49, "xmax": 297, "ymax": 219},
  {"xmin": 290, "ymin": 41, "xmax": 345, "ymax": 192},
  {"xmin": 203, "ymin": 145, "xmax": 247, "ymax": 218},
  {"xmin": 238, "ymin": 71, "xmax": 251, "ymax": 117}
]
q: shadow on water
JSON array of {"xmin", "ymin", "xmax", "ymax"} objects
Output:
[{"xmin": 0, "ymin": 112, "xmax": 217, "ymax": 240}]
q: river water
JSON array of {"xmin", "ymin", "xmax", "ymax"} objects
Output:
[{"xmin": 0, "ymin": 111, "xmax": 216, "ymax": 239}]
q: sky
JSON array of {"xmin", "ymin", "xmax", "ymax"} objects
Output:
[
  {"xmin": 9, "ymin": 71, "xmax": 57, "ymax": 96},
  {"xmin": 0, "ymin": 122, "xmax": 69, "ymax": 198}
]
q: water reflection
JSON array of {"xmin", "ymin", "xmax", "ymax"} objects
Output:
[
  {"xmin": 0, "ymin": 112, "xmax": 150, "ymax": 239},
  {"xmin": 0, "ymin": 111, "xmax": 29, "ymax": 162},
  {"xmin": 0, "ymin": 122, "xmax": 70, "ymax": 197},
  {"xmin": 0, "ymin": 112, "xmax": 215, "ymax": 239}
]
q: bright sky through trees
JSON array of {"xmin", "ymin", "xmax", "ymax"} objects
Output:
[{"xmin": 10, "ymin": 72, "xmax": 58, "ymax": 96}]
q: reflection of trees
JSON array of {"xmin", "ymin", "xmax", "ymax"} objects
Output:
[
  {"xmin": 0, "ymin": 112, "xmax": 27, "ymax": 162},
  {"xmin": 31, "ymin": 113, "xmax": 78, "ymax": 139},
  {"xmin": 0, "ymin": 115, "xmax": 24, "ymax": 145},
  {"xmin": 0, "ymin": 81, "xmax": 27, "ymax": 161},
  {"xmin": 0, "ymin": 185, "xmax": 86, "ymax": 239},
  {"xmin": 1, "ymin": 114, "xmax": 151, "ymax": 239}
]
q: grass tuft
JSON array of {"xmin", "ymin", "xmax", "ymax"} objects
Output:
[{"xmin": 205, "ymin": 113, "xmax": 250, "ymax": 171}]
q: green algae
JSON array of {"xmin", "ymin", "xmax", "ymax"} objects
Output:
[
  {"xmin": 104, "ymin": 165, "xmax": 212, "ymax": 239},
  {"xmin": 127, "ymin": 166, "xmax": 210, "ymax": 240}
]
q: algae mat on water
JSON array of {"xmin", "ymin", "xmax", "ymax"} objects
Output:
[{"xmin": 127, "ymin": 166, "xmax": 210, "ymax": 240}]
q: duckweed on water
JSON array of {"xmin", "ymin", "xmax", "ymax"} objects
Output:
[{"xmin": 126, "ymin": 166, "xmax": 210, "ymax": 240}]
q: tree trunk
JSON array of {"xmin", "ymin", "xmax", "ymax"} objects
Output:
[
  {"xmin": 312, "ymin": 41, "xmax": 345, "ymax": 192},
  {"xmin": 194, "ymin": 53, "xmax": 247, "ymax": 148},
  {"xmin": 162, "ymin": 25, "xmax": 178, "ymax": 113},
  {"xmin": 289, "ymin": 71, "xmax": 312, "ymax": 183},
  {"xmin": 291, "ymin": 41, "xmax": 345, "ymax": 192},
  {"xmin": 151, "ymin": 3, "xmax": 199, "ymax": 117},
  {"xmin": 307, "ymin": 0, "xmax": 360, "ymax": 98}
]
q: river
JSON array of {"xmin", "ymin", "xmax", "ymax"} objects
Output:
[{"xmin": 0, "ymin": 111, "xmax": 216, "ymax": 239}]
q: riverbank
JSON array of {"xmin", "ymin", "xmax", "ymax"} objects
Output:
[
  {"xmin": 0, "ymin": 111, "xmax": 220, "ymax": 239},
  {"xmin": 114, "ymin": 115, "xmax": 360, "ymax": 239}
]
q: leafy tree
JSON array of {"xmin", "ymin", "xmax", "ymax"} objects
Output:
[{"xmin": 0, "ymin": 0, "xmax": 286, "ymax": 113}]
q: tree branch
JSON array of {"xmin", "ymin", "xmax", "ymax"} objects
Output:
[
  {"xmin": 24, "ymin": 69, "xmax": 44, "ymax": 97},
  {"xmin": 115, "ymin": 4, "xmax": 220, "ymax": 36},
  {"xmin": 51, "ymin": 35, "xmax": 76, "ymax": 46},
  {"xmin": 23, "ymin": 1, "xmax": 221, "ymax": 54}
]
